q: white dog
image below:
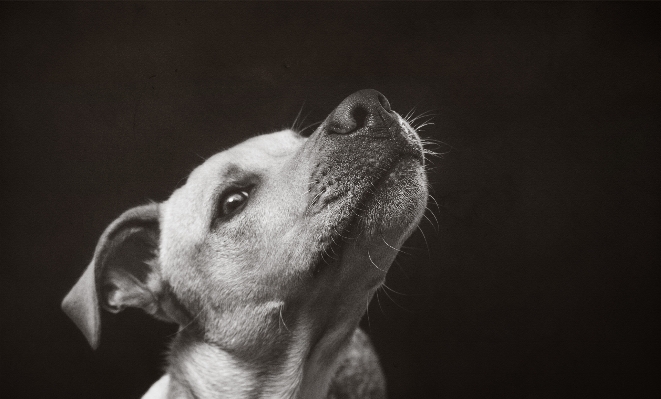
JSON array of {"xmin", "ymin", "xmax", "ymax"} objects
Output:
[{"xmin": 62, "ymin": 89, "xmax": 428, "ymax": 398}]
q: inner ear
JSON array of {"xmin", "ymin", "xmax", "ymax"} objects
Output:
[{"xmin": 100, "ymin": 226, "xmax": 163, "ymax": 316}]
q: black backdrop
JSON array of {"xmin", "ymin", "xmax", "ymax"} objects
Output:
[{"xmin": 2, "ymin": 2, "xmax": 659, "ymax": 398}]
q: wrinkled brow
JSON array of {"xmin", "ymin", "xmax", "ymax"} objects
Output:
[{"xmin": 221, "ymin": 163, "xmax": 245, "ymax": 181}]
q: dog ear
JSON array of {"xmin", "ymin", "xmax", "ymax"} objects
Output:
[{"xmin": 61, "ymin": 203, "xmax": 175, "ymax": 349}]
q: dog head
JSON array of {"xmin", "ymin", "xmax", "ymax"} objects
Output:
[{"xmin": 63, "ymin": 89, "xmax": 428, "ymax": 366}]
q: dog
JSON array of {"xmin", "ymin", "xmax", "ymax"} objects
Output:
[{"xmin": 62, "ymin": 89, "xmax": 428, "ymax": 398}]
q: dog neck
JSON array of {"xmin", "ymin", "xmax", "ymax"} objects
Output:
[{"xmin": 162, "ymin": 323, "xmax": 356, "ymax": 399}]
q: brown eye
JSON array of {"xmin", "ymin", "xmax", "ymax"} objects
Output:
[{"xmin": 220, "ymin": 190, "xmax": 249, "ymax": 217}]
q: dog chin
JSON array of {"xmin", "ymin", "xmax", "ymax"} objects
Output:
[{"xmin": 354, "ymin": 156, "xmax": 428, "ymax": 242}]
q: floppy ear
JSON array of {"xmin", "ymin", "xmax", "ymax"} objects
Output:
[{"xmin": 61, "ymin": 203, "xmax": 184, "ymax": 349}]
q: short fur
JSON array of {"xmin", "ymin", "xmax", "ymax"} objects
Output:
[{"xmin": 62, "ymin": 89, "xmax": 428, "ymax": 398}]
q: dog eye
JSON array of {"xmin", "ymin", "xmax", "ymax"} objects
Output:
[{"xmin": 220, "ymin": 190, "xmax": 249, "ymax": 217}]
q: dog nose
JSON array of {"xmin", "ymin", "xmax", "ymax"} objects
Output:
[{"xmin": 326, "ymin": 89, "xmax": 396, "ymax": 135}]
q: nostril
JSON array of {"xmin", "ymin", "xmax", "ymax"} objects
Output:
[
  {"xmin": 327, "ymin": 90, "xmax": 393, "ymax": 135},
  {"xmin": 351, "ymin": 106, "xmax": 368, "ymax": 130},
  {"xmin": 377, "ymin": 93, "xmax": 392, "ymax": 112}
]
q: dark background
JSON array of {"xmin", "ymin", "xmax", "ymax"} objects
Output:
[{"xmin": 2, "ymin": 2, "xmax": 659, "ymax": 398}]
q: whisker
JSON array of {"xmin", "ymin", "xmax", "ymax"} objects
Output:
[
  {"xmin": 404, "ymin": 107, "xmax": 417, "ymax": 121},
  {"xmin": 422, "ymin": 165, "xmax": 441, "ymax": 173},
  {"xmin": 190, "ymin": 151, "xmax": 208, "ymax": 162},
  {"xmin": 365, "ymin": 297, "xmax": 372, "ymax": 330},
  {"xmin": 422, "ymin": 213, "xmax": 438, "ymax": 233},
  {"xmin": 425, "ymin": 205, "xmax": 440, "ymax": 231},
  {"xmin": 279, "ymin": 305, "xmax": 291, "ymax": 333},
  {"xmin": 381, "ymin": 236, "xmax": 410, "ymax": 255},
  {"xmin": 379, "ymin": 285, "xmax": 413, "ymax": 313},
  {"xmin": 427, "ymin": 193, "xmax": 441, "ymax": 213},
  {"xmin": 333, "ymin": 226, "xmax": 352, "ymax": 241},
  {"xmin": 367, "ymin": 250, "xmax": 386, "ymax": 272},
  {"xmin": 381, "ymin": 282, "xmax": 407, "ymax": 296},
  {"xmin": 423, "ymin": 150, "xmax": 446, "ymax": 160},
  {"xmin": 169, "ymin": 308, "xmax": 204, "ymax": 337},
  {"xmin": 419, "ymin": 137, "xmax": 449, "ymax": 145},
  {"xmin": 299, "ymin": 120, "xmax": 324, "ymax": 136},
  {"xmin": 290, "ymin": 103, "xmax": 305, "ymax": 131},
  {"xmin": 414, "ymin": 121, "xmax": 435, "ymax": 131},
  {"xmin": 407, "ymin": 110, "xmax": 436, "ymax": 124},
  {"xmin": 375, "ymin": 290, "xmax": 385, "ymax": 315},
  {"xmin": 420, "ymin": 138, "xmax": 455, "ymax": 153},
  {"xmin": 308, "ymin": 190, "xmax": 324, "ymax": 209},
  {"xmin": 416, "ymin": 224, "xmax": 431, "ymax": 257}
]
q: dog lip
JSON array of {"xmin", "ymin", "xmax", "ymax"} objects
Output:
[
  {"xmin": 372, "ymin": 152, "xmax": 422, "ymax": 191},
  {"xmin": 346, "ymin": 152, "xmax": 421, "ymax": 228},
  {"xmin": 310, "ymin": 153, "xmax": 422, "ymax": 277},
  {"xmin": 368, "ymin": 122, "xmax": 425, "ymax": 164},
  {"xmin": 399, "ymin": 143, "xmax": 425, "ymax": 164},
  {"xmin": 311, "ymin": 151, "xmax": 421, "ymax": 276}
]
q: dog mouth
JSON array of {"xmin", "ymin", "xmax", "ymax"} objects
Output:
[
  {"xmin": 310, "ymin": 153, "xmax": 424, "ymax": 275},
  {"xmin": 344, "ymin": 153, "xmax": 423, "ymax": 231}
]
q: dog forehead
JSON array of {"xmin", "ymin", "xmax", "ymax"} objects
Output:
[
  {"xmin": 241, "ymin": 129, "xmax": 301, "ymax": 156},
  {"xmin": 191, "ymin": 129, "xmax": 301, "ymax": 181},
  {"xmin": 181, "ymin": 129, "xmax": 301, "ymax": 190}
]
